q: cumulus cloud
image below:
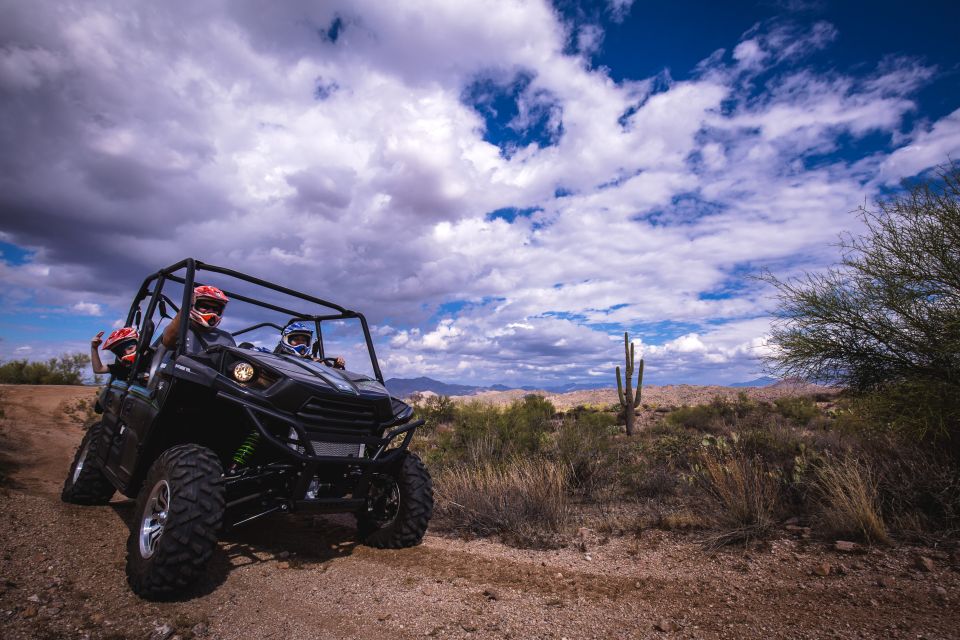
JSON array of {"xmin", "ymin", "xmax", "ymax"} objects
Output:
[
  {"xmin": 70, "ymin": 301, "xmax": 102, "ymax": 316},
  {"xmin": 0, "ymin": 1, "xmax": 956, "ymax": 384}
]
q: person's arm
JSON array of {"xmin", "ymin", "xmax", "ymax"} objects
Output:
[
  {"xmin": 90, "ymin": 332, "xmax": 109, "ymax": 374},
  {"xmin": 161, "ymin": 310, "xmax": 182, "ymax": 349}
]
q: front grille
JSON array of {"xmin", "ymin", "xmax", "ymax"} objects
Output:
[
  {"xmin": 297, "ymin": 396, "xmax": 378, "ymax": 429},
  {"xmin": 310, "ymin": 440, "xmax": 365, "ymax": 458}
]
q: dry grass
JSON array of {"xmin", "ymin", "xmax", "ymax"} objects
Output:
[
  {"xmin": 58, "ymin": 393, "xmax": 98, "ymax": 426},
  {"xmin": 816, "ymin": 455, "xmax": 890, "ymax": 544},
  {"xmin": 697, "ymin": 450, "xmax": 780, "ymax": 548},
  {"xmin": 433, "ymin": 458, "xmax": 571, "ymax": 548}
]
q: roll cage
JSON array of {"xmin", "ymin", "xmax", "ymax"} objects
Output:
[{"xmin": 123, "ymin": 258, "xmax": 385, "ymax": 383}]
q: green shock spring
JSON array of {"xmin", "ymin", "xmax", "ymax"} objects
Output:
[{"xmin": 231, "ymin": 430, "xmax": 260, "ymax": 468}]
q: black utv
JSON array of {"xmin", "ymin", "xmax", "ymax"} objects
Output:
[{"xmin": 61, "ymin": 259, "xmax": 432, "ymax": 599}]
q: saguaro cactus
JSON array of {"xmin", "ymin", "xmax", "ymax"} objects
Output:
[{"xmin": 616, "ymin": 332, "xmax": 644, "ymax": 436}]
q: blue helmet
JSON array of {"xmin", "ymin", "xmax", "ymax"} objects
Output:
[{"xmin": 277, "ymin": 322, "xmax": 313, "ymax": 357}]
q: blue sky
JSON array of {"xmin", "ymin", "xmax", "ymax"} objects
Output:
[{"xmin": 1, "ymin": 0, "xmax": 959, "ymax": 386}]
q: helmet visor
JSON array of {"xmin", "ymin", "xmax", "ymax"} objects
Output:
[{"xmin": 287, "ymin": 333, "xmax": 311, "ymax": 347}]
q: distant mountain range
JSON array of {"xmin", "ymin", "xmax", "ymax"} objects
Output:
[
  {"xmin": 730, "ymin": 376, "xmax": 778, "ymax": 388},
  {"xmin": 384, "ymin": 375, "xmax": 777, "ymax": 397}
]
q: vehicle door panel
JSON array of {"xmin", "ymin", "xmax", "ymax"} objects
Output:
[
  {"xmin": 94, "ymin": 379, "xmax": 128, "ymax": 468},
  {"xmin": 108, "ymin": 384, "xmax": 160, "ymax": 490}
]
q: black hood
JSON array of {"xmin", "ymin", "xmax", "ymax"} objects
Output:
[{"xmin": 228, "ymin": 348, "xmax": 390, "ymax": 399}]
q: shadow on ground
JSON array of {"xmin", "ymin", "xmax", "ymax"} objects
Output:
[{"xmin": 106, "ymin": 501, "xmax": 360, "ymax": 601}]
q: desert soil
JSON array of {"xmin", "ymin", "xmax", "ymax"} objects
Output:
[{"xmin": 0, "ymin": 384, "xmax": 958, "ymax": 640}]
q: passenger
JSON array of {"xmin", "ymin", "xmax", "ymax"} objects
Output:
[
  {"xmin": 274, "ymin": 321, "xmax": 345, "ymax": 369},
  {"xmin": 161, "ymin": 285, "xmax": 234, "ymax": 353},
  {"xmin": 91, "ymin": 327, "xmax": 139, "ymax": 381}
]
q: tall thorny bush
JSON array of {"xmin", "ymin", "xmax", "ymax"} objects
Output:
[{"xmin": 764, "ymin": 162, "xmax": 960, "ymax": 443}]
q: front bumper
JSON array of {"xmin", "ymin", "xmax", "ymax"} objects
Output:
[{"xmin": 216, "ymin": 391, "xmax": 420, "ymax": 466}]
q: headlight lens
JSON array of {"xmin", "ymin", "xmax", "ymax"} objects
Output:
[{"xmin": 232, "ymin": 361, "xmax": 256, "ymax": 383}]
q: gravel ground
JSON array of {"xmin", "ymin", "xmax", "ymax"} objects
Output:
[{"xmin": 1, "ymin": 384, "xmax": 958, "ymax": 640}]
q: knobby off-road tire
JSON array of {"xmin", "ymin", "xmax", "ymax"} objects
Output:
[
  {"xmin": 360, "ymin": 452, "xmax": 433, "ymax": 549},
  {"xmin": 126, "ymin": 444, "xmax": 224, "ymax": 600},
  {"xmin": 61, "ymin": 421, "xmax": 115, "ymax": 505}
]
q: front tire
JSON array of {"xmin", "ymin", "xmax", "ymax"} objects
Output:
[
  {"xmin": 61, "ymin": 422, "xmax": 115, "ymax": 505},
  {"xmin": 359, "ymin": 452, "xmax": 433, "ymax": 549},
  {"xmin": 125, "ymin": 444, "xmax": 224, "ymax": 599}
]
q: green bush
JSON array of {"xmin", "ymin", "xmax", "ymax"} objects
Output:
[
  {"xmin": 414, "ymin": 394, "xmax": 456, "ymax": 428},
  {"xmin": 646, "ymin": 429, "xmax": 701, "ymax": 468},
  {"xmin": 555, "ymin": 413, "xmax": 617, "ymax": 495},
  {"xmin": 423, "ymin": 394, "xmax": 557, "ymax": 467},
  {"xmin": 666, "ymin": 393, "xmax": 755, "ymax": 433},
  {"xmin": 774, "ymin": 396, "xmax": 819, "ymax": 425},
  {"xmin": 0, "ymin": 354, "xmax": 90, "ymax": 385},
  {"xmin": 765, "ymin": 162, "xmax": 960, "ymax": 444}
]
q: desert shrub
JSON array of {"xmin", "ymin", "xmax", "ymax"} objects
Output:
[
  {"xmin": 502, "ymin": 394, "xmax": 556, "ymax": 453},
  {"xmin": 773, "ymin": 396, "xmax": 819, "ymax": 425},
  {"xmin": 696, "ymin": 449, "xmax": 781, "ymax": 547},
  {"xmin": 0, "ymin": 354, "xmax": 90, "ymax": 385},
  {"xmin": 667, "ymin": 397, "xmax": 733, "ymax": 432},
  {"xmin": 629, "ymin": 462, "xmax": 678, "ymax": 499},
  {"xmin": 59, "ymin": 393, "xmax": 99, "ymax": 425},
  {"xmin": 666, "ymin": 393, "xmax": 756, "ymax": 433},
  {"xmin": 418, "ymin": 395, "xmax": 558, "ymax": 468},
  {"xmin": 764, "ymin": 162, "xmax": 960, "ymax": 444},
  {"xmin": 415, "ymin": 395, "xmax": 456, "ymax": 429},
  {"xmin": 736, "ymin": 420, "xmax": 804, "ymax": 467},
  {"xmin": 864, "ymin": 444, "xmax": 960, "ymax": 537},
  {"xmin": 851, "ymin": 381, "xmax": 960, "ymax": 447},
  {"xmin": 432, "ymin": 458, "xmax": 570, "ymax": 547},
  {"xmin": 645, "ymin": 425, "xmax": 701, "ymax": 469},
  {"xmin": 555, "ymin": 414, "xmax": 617, "ymax": 496},
  {"xmin": 815, "ymin": 455, "xmax": 889, "ymax": 543}
]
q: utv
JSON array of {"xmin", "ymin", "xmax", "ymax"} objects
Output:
[{"xmin": 61, "ymin": 258, "xmax": 432, "ymax": 599}]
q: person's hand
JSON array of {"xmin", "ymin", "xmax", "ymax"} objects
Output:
[
  {"xmin": 334, "ymin": 356, "xmax": 345, "ymax": 370},
  {"xmin": 91, "ymin": 331, "xmax": 104, "ymax": 348}
]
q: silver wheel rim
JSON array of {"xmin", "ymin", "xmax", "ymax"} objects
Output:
[
  {"xmin": 71, "ymin": 440, "xmax": 90, "ymax": 485},
  {"xmin": 369, "ymin": 482, "xmax": 400, "ymax": 527},
  {"xmin": 139, "ymin": 480, "xmax": 171, "ymax": 559}
]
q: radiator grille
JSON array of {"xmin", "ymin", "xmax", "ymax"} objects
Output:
[
  {"xmin": 298, "ymin": 396, "xmax": 378, "ymax": 429},
  {"xmin": 309, "ymin": 440, "xmax": 365, "ymax": 458}
]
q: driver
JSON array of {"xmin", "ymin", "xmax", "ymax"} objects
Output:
[
  {"xmin": 91, "ymin": 327, "xmax": 139, "ymax": 381},
  {"xmin": 161, "ymin": 285, "xmax": 234, "ymax": 353},
  {"xmin": 274, "ymin": 321, "xmax": 345, "ymax": 369}
]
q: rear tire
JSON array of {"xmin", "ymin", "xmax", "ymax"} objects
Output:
[
  {"xmin": 359, "ymin": 452, "xmax": 433, "ymax": 549},
  {"xmin": 125, "ymin": 444, "xmax": 224, "ymax": 599},
  {"xmin": 61, "ymin": 422, "xmax": 115, "ymax": 505}
]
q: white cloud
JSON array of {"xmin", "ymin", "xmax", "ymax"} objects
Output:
[
  {"xmin": 70, "ymin": 301, "xmax": 102, "ymax": 316},
  {"xmin": 876, "ymin": 108, "xmax": 960, "ymax": 185},
  {"xmin": 607, "ymin": 0, "xmax": 635, "ymax": 23}
]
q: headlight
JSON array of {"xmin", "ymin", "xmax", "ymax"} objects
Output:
[{"xmin": 232, "ymin": 361, "xmax": 256, "ymax": 383}]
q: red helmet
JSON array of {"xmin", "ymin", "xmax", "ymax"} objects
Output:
[
  {"xmin": 102, "ymin": 327, "xmax": 139, "ymax": 363},
  {"xmin": 190, "ymin": 285, "xmax": 229, "ymax": 328}
]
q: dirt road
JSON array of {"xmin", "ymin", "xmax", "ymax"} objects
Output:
[{"xmin": 0, "ymin": 384, "xmax": 957, "ymax": 639}]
